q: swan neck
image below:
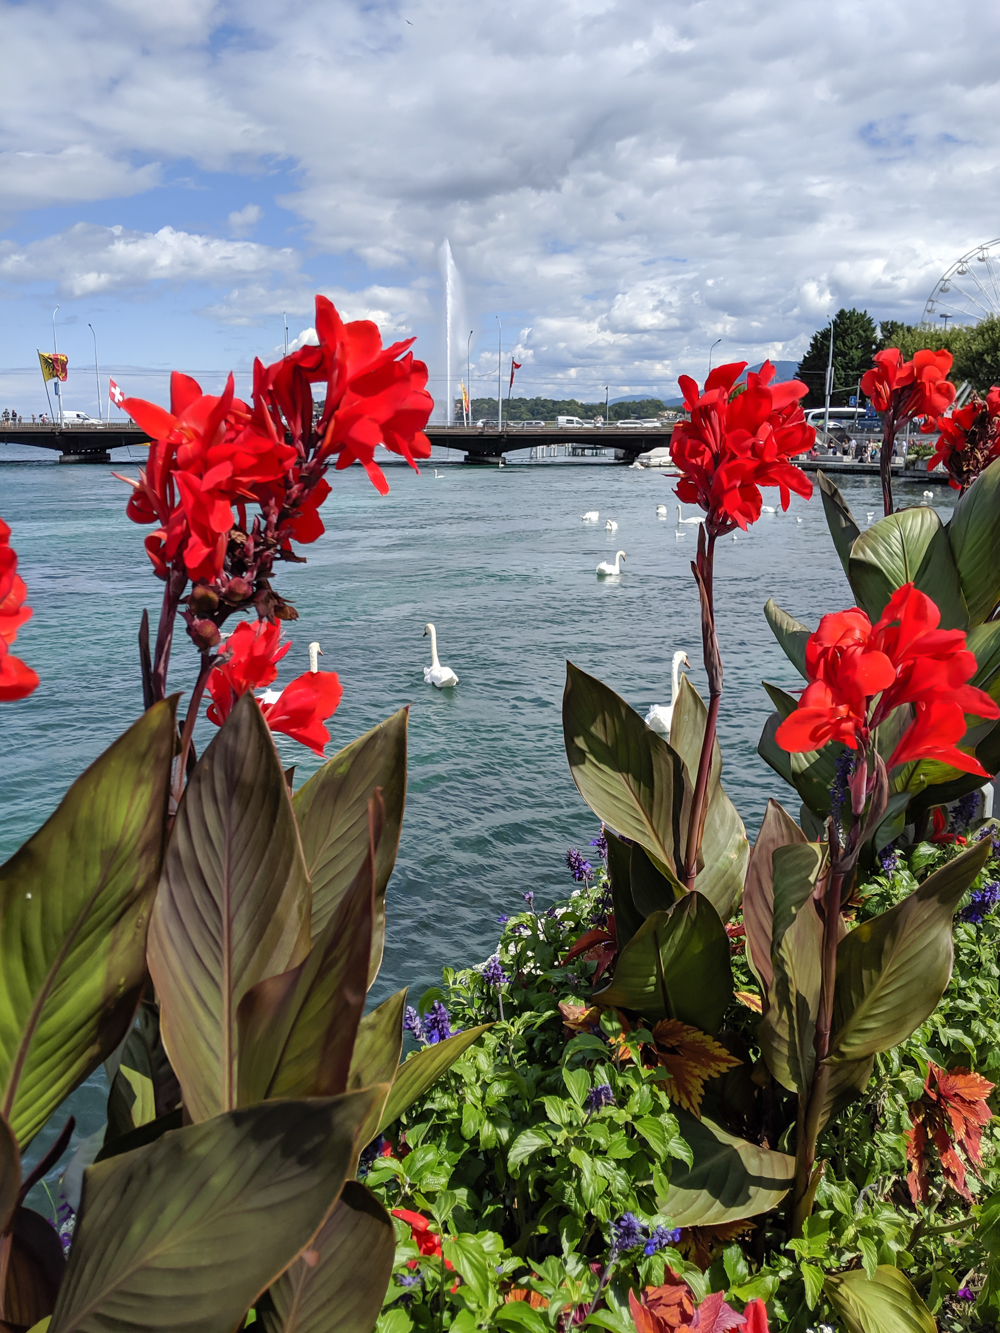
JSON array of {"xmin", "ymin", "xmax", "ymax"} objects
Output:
[
  {"xmin": 428, "ymin": 625, "xmax": 440, "ymax": 668},
  {"xmin": 309, "ymin": 644, "xmax": 319, "ymax": 673},
  {"xmin": 670, "ymin": 657, "xmax": 681, "ymax": 703}
]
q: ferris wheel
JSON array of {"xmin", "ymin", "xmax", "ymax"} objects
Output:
[{"xmin": 922, "ymin": 239, "xmax": 1000, "ymax": 327}]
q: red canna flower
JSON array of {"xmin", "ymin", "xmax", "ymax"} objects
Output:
[
  {"xmin": 259, "ymin": 669, "xmax": 343, "ymax": 756},
  {"xmin": 669, "ymin": 362, "xmax": 814, "ymax": 534},
  {"xmin": 740, "ymin": 1298, "xmax": 770, "ymax": 1333},
  {"xmin": 0, "ymin": 518, "xmax": 39, "ymax": 702},
  {"xmin": 928, "ymin": 387, "xmax": 1000, "ymax": 491},
  {"xmin": 861, "ymin": 347, "xmax": 956, "ymax": 428},
  {"xmin": 206, "ymin": 619, "xmax": 291, "ymax": 725},
  {"xmin": 775, "ymin": 583, "xmax": 1000, "ymax": 776},
  {"xmin": 905, "ymin": 1062, "xmax": 994, "ymax": 1204},
  {"xmin": 391, "ymin": 1209, "xmax": 455, "ymax": 1270}
]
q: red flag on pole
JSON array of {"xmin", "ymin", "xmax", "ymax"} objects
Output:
[
  {"xmin": 109, "ymin": 378, "xmax": 125, "ymax": 409},
  {"xmin": 509, "ymin": 360, "xmax": 521, "ymax": 390}
]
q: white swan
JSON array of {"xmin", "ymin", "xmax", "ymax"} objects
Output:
[
  {"xmin": 796, "ymin": 516, "xmax": 803, "ymax": 523},
  {"xmin": 434, "ymin": 469, "xmax": 443, "ymax": 478},
  {"xmin": 922, "ymin": 490, "xmax": 934, "ymax": 499},
  {"xmin": 644, "ymin": 651, "xmax": 691, "ymax": 738},
  {"xmin": 656, "ymin": 504, "xmax": 668, "ymax": 517},
  {"xmin": 867, "ymin": 511, "xmax": 875, "ymax": 521},
  {"xmin": 258, "ymin": 639, "xmax": 323, "ymax": 706},
  {"xmin": 422, "ymin": 623, "xmax": 459, "ymax": 688},
  {"xmin": 676, "ymin": 505, "xmax": 705, "ymax": 525},
  {"xmin": 761, "ymin": 504, "xmax": 776, "ymax": 514},
  {"xmin": 596, "ymin": 550, "xmax": 626, "ymax": 577},
  {"xmin": 674, "ymin": 530, "xmax": 686, "ymax": 540},
  {"xmin": 732, "ymin": 532, "xmax": 738, "ymax": 541},
  {"xmin": 581, "ymin": 510, "xmax": 600, "ymax": 522},
  {"xmin": 606, "ymin": 519, "xmax": 618, "ymax": 532}
]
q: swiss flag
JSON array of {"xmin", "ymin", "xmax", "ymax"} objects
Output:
[
  {"xmin": 109, "ymin": 378, "xmax": 125, "ymax": 408},
  {"xmin": 509, "ymin": 359, "xmax": 522, "ymax": 390}
]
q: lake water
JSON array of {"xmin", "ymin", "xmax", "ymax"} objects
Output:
[{"xmin": 0, "ymin": 448, "xmax": 952, "ymax": 1176}]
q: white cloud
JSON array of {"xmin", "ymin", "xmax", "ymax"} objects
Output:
[
  {"xmin": 4, "ymin": 0, "xmax": 1000, "ymax": 393},
  {"xmin": 0, "ymin": 223, "xmax": 298, "ymax": 298}
]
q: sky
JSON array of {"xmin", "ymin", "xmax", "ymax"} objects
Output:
[{"xmin": 2, "ymin": 0, "xmax": 1000, "ymax": 420}]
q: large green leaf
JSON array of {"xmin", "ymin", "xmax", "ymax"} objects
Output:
[
  {"xmin": 0, "ymin": 701, "xmax": 175, "ymax": 1148},
  {"xmin": 763, "ymin": 600, "xmax": 811, "ymax": 679},
  {"xmin": 593, "ymin": 892, "xmax": 732, "ymax": 1033},
  {"xmin": 48, "ymin": 1091, "xmax": 382, "ymax": 1333},
  {"xmin": 759, "ymin": 893, "xmax": 824, "ymax": 1095},
  {"xmin": 655, "ymin": 1109, "xmax": 794, "ymax": 1227},
  {"xmin": 758, "ymin": 684, "xmax": 846, "ymax": 818},
  {"xmin": 825, "ymin": 1266, "xmax": 936, "ymax": 1333},
  {"xmin": 563, "ymin": 663, "xmax": 685, "ymax": 877},
  {"xmin": 104, "ymin": 999, "xmax": 181, "ymax": 1146},
  {"xmin": 294, "ymin": 709, "xmax": 407, "ymax": 985},
  {"xmin": 831, "ymin": 838, "xmax": 992, "ymax": 1061},
  {"xmin": 236, "ymin": 798, "xmax": 378, "ymax": 1104},
  {"xmin": 668, "ymin": 678, "xmax": 748, "ymax": 921},
  {"xmin": 770, "ymin": 843, "xmax": 827, "ymax": 955},
  {"xmin": 969, "ymin": 619, "xmax": 1000, "ymax": 699},
  {"xmin": 848, "ymin": 506, "xmax": 969, "ymax": 629},
  {"xmin": 628, "ymin": 843, "xmax": 683, "ymax": 919},
  {"xmin": 817, "ymin": 470, "xmax": 861, "ymax": 579},
  {"xmin": 375, "ymin": 1026, "xmax": 492, "ymax": 1139},
  {"xmin": 948, "ymin": 456, "xmax": 1000, "ymax": 626},
  {"xmin": 742, "ymin": 800, "xmax": 807, "ymax": 994},
  {"xmin": 261, "ymin": 1181, "xmax": 394, "ymax": 1333},
  {"xmin": 148, "ymin": 693, "xmax": 311, "ymax": 1123},
  {"xmin": 606, "ymin": 831, "xmax": 644, "ymax": 951},
  {"xmin": 347, "ymin": 990, "xmax": 406, "ymax": 1091}
]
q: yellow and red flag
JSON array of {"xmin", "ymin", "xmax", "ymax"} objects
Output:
[
  {"xmin": 38, "ymin": 352, "xmax": 68, "ymax": 382},
  {"xmin": 460, "ymin": 380, "xmax": 470, "ymax": 415}
]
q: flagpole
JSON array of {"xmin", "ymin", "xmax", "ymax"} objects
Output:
[
  {"xmin": 88, "ymin": 324, "xmax": 102, "ymax": 423},
  {"xmin": 37, "ymin": 350, "xmax": 55, "ymax": 422},
  {"xmin": 466, "ymin": 329, "xmax": 473, "ymax": 427},
  {"xmin": 52, "ymin": 306, "xmax": 62, "ymax": 425},
  {"xmin": 496, "ymin": 317, "xmax": 502, "ymax": 432}
]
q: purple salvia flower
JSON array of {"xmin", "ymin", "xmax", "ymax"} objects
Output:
[
  {"xmin": 403, "ymin": 1006, "xmax": 427, "ymax": 1044},
  {"xmin": 585, "ymin": 1084, "xmax": 615, "ymax": 1111},
  {"xmin": 879, "ymin": 846, "xmax": 901, "ymax": 876},
  {"xmin": 590, "ymin": 828, "xmax": 608, "ymax": 861},
  {"xmin": 423, "ymin": 1000, "xmax": 455, "ymax": 1044},
  {"xmin": 643, "ymin": 1225, "xmax": 681, "ymax": 1256},
  {"xmin": 954, "ymin": 792, "xmax": 981, "ymax": 829},
  {"xmin": 956, "ymin": 1287, "xmax": 975, "ymax": 1301},
  {"xmin": 481, "ymin": 954, "xmax": 508, "ymax": 987},
  {"xmin": 610, "ymin": 1212, "xmax": 644, "ymax": 1256},
  {"xmin": 959, "ymin": 880, "xmax": 1000, "ymax": 925},
  {"xmin": 565, "ymin": 849, "xmax": 593, "ymax": 883},
  {"xmin": 497, "ymin": 913, "xmax": 509, "ymax": 925}
]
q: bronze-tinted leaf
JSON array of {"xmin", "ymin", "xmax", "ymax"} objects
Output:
[
  {"xmin": 48, "ymin": 1091, "xmax": 382, "ymax": 1333},
  {"xmin": 825, "ymin": 1265, "xmax": 936, "ymax": 1333},
  {"xmin": 2, "ymin": 1208, "xmax": 65, "ymax": 1330},
  {"xmin": 594, "ymin": 892, "xmax": 732, "ymax": 1033},
  {"xmin": 148, "ymin": 694, "xmax": 311, "ymax": 1123},
  {"xmin": 347, "ymin": 991, "xmax": 406, "ymax": 1093},
  {"xmin": 294, "ymin": 709, "xmax": 407, "ymax": 985},
  {"xmin": 104, "ymin": 1000, "xmax": 181, "ymax": 1147},
  {"xmin": 606, "ymin": 831, "xmax": 643, "ymax": 950},
  {"xmin": 563, "ymin": 663, "xmax": 685, "ymax": 877},
  {"xmin": 237, "ymin": 798, "xmax": 381, "ymax": 1104},
  {"xmin": 742, "ymin": 799, "xmax": 807, "ymax": 994},
  {"xmin": 0, "ymin": 1113, "xmax": 19, "ymax": 1236},
  {"xmin": 261, "ymin": 1182, "xmax": 394, "ymax": 1333},
  {"xmin": 0, "ymin": 702, "xmax": 175, "ymax": 1148},
  {"xmin": 831, "ymin": 838, "xmax": 992, "ymax": 1061}
]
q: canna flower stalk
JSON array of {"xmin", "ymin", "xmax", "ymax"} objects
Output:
[
  {"xmin": 859, "ymin": 347, "xmax": 956, "ymax": 515},
  {"xmin": 669, "ymin": 361, "xmax": 814, "ymax": 886}
]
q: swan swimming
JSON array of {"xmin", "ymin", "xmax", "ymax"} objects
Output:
[
  {"xmin": 434, "ymin": 469, "xmax": 444, "ymax": 478},
  {"xmin": 922, "ymin": 490, "xmax": 934, "ymax": 499},
  {"xmin": 581, "ymin": 511, "xmax": 600, "ymax": 522},
  {"xmin": 258, "ymin": 640, "xmax": 323, "ymax": 705},
  {"xmin": 606, "ymin": 519, "xmax": 618, "ymax": 532},
  {"xmin": 644, "ymin": 651, "xmax": 691, "ymax": 739},
  {"xmin": 422, "ymin": 623, "xmax": 459, "ymax": 688},
  {"xmin": 656, "ymin": 504, "xmax": 668, "ymax": 517},
  {"xmin": 761, "ymin": 505, "xmax": 776, "ymax": 514},
  {"xmin": 596, "ymin": 550, "xmax": 626, "ymax": 577},
  {"xmin": 676, "ymin": 505, "xmax": 705, "ymax": 525}
]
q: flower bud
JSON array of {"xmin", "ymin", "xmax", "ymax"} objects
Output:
[
  {"xmin": 188, "ymin": 584, "xmax": 219, "ymax": 614},
  {"xmin": 222, "ymin": 577, "xmax": 252, "ymax": 605},
  {"xmin": 188, "ymin": 618, "xmax": 221, "ymax": 650}
]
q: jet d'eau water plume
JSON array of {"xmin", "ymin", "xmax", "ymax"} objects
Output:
[{"xmin": 439, "ymin": 239, "xmax": 466, "ymax": 425}]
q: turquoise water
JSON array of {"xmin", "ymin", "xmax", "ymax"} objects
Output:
[{"xmin": 0, "ymin": 450, "xmax": 952, "ymax": 1175}]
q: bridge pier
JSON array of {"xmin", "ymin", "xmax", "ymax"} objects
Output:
[
  {"xmin": 462, "ymin": 451, "xmax": 504, "ymax": 465},
  {"xmin": 58, "ymin": 451, "xmax": 112, "ymax": 464}
]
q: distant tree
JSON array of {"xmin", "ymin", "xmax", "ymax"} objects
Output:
[
  {"xmin": 876, "ymin": 319, "xmax": 909, "ymax": 351},
  {"xmin": 876, "ymin": 320, "xmax": 968, "ymax": 371},
  {"xmin": 463, "ymin": 396, "xmax": 669, "ymax": 422},
  {"xmin": 951, "ymin": 315, "xmax": 1000, "ymax": 392},
  {"xmin": 797, "ymin": 308, "xmax": 878, "ymax": 408}
]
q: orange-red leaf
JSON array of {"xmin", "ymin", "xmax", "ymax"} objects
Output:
[
  {"xmin": 650, "ymin": 1020, "xmax": 742, "ymax": 1117},
  {"xmin": 905, "ymin": 1062, "xmax": 995, "ymax": 1203}
]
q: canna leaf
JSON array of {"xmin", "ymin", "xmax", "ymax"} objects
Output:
[
  {"xmin": 606, "ymin": 831, "xmax": 644, "ymax": 950},
  {"xmin": 668, "ymin": 678, "xmax": 748, "ymax": 922},
  {"xmin": 148, "ymin": 693, "xmax": 311, "ymax": 1124},
  {"xmin": 4, "ymin": 1207, "xmax": 66, "ymax": 1329},
  {"xmin": 655, "ymin": 1108, "xmax": 794, "ymax": 1227},
  {"xmin": 830, "ymin": 838, "xmax": 992, "ymax": 1062},
  {"xmin": 260, "ymin": 1181, "xmax": 394, "ymax": 1333},
  {"xmin": 825, "ymin": 1265, "xmax": 936, "ymax": 1333},
  {"xmin": 848, "ymin": 505, "xmax": 969, "ymax": 629},
  {"xmin": 236, "ymin": 796, "xmax": 381, "ymax": 1106},
  {"xmin": 104, "ymin": 999, "xmax": 181, "ymax": 1147},
  {"xmin": 742, "ymin": 799, "xmax": 808, "ymax": 994},
  {"xmin": 347, "ymin": 989, "xmax": 407, "ymax": 1092},
  {"xmin": 947, "ymin": 455, "xmax": 1000, "ymax": 626},
  {"xmin": 593, "ymin": 892, "xmax": 732, "ymax": 1033},
  {"xmin": 563, "ymin": 662, "xmax": 685, "ymax": 878},
  {"xmin": 629, "ymin": 842, "xmax": 684, "ymax": 918},
  {"xmin": 816, "ymin": 470, "xmax": 861, "ymax": 578},
  {"xmin": 758, "ymin": 683, "xmax": 846, "ymax": 818},
  {"xmin": 0, "ymin": 1111, "xmax": 19, "ymax": 1235},
  {"xmin": 763, "ymin": 600, "xmax": 811, "ymax": 679},
  {"xmin": 758, "ymin": 892, "xmax": 824, "ymax": 1095},
  {"xmin": 293, "ymin": 708, "xmax": 407, "ymax": 985},
  {"xmin": 48, "ymin": 1091, "xmax": 383, "ymax": 1333},
  {"xmin": 0, "ymin": 700, "xmax": 175, "ymax": 1148}
]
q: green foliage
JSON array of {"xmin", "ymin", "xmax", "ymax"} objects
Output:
[
  {"xmin": 797, "ymin": 308, "xmax": 878, "ymax": 408},
  {"xmin": 953, "ymin": 315, "xmax": 1000, "ymax": 393},
  {"xmin": 465, "ymin": 397, "xmax": 673, "ymax": 422},
  {"xmin": 877, "ymin": 320, "xmax": 968, "ymax": 368}
]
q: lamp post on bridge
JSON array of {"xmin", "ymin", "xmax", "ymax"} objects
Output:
[
  {"xmin": 467, "ymin": 329, "xmax": 473, "ymax": 427},
  {"xmin": 708, "ymin": 338, "xmax": 722, "ymax": 376},
  {"xmin": 88, "ymin": 323, "xmax": 102, "ymax": 424},
  {"xmin": 52, "ymin": 306, "xmax": 62, "ymax": 426},
  {"xmin": 496, "ymin": 316, "xmax": 502, "ymax": 432}
]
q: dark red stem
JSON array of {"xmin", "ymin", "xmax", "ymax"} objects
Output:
[
  {"xmin": 151, "ymin": 567, "xmax": 188, "ymax": 702},
  {"xmin": 684, "ymin": 530, "xmax": 721, "ymax": 889},
  {"xmin": 173, "ymin": 651, "xmax": 214, "ymax": 805}
]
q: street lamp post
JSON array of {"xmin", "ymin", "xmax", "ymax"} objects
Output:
[
  {"xmin": 283, "ymin": 312, "xmax": 289, "ymax": 356},
  {"xmin": 52, "ymin": 306, "xmax": 62, "ymax": 426},
  {"xmin": 823, "ymin": 318, "xmax": 835, "ymax": 434},
  {"xmin": 88, "ymin": 323, "xmax": 102, "ymax": 423},
  {"xmin": 496, "ymin": 317, "xmax": 502, "ymax": 432},
  {"xmin": 467, "ymin": 329, "xmax": 474, "ymax": 427},
  {"xmin": 708, "ymin": 338, "xmax": 722, "ymax": 375},
  {"xmin": 605, "ymin": 385, "xmax": 610, "ymax": 426}
]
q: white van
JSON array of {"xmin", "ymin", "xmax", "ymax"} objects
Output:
[
  {"xmin": 556, "ymin": 416, "xmax": 594, "ymax": 428},
  {"xmin": 60, "ymin": 411, "xmax": 98, "ymax": 425}
]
